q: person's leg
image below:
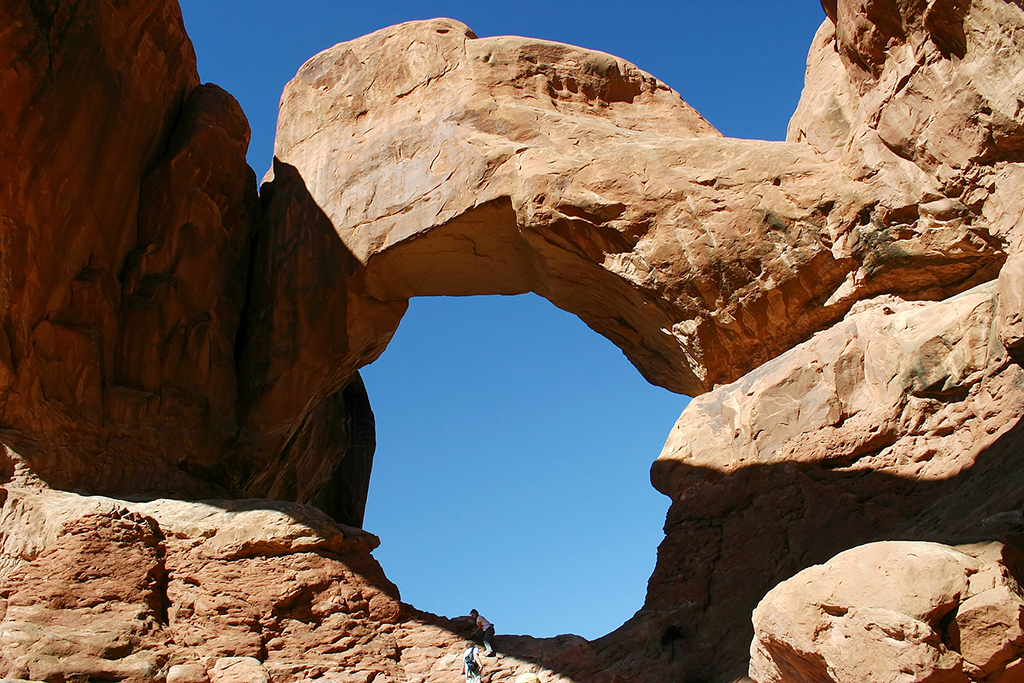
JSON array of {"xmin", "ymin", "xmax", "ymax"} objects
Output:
[{"xmin": 484, "ymin": 625, "xmax": 495, "ymax": 654}]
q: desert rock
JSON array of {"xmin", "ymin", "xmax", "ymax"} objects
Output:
[
  {"xmin": 1, "ymin": 0, "xmax": 1024, "ymax": 682},
  {"xmin": 630, "ymin": 276, "xmax": 1024, "ymax": 680},
  {"xmin": 750, "ymin": 541, "xmax": 1024, "ymax": 683},
  {"xmin": 244, "ymin": 14, "xmax": 1007, "ymax": 492}
]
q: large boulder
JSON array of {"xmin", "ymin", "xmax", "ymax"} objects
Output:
[{"xmin": 750, "ymin": 541, "xmax": 1024, "ymax": 683}]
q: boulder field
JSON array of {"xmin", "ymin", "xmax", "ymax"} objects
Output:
[{"xmin": 1, "ymin": 0, "xmax": 1024, "ymax": 681}]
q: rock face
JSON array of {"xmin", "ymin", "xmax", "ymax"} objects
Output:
[
  {"xmin": 639, "ymin": 281, "xmax": 1024, "ymax": 680},
  {"xmin": 0, "ymin": 482, "xmax": 597, "ymax": 683},
  {"xmin": 0, "ymin": 0, "xmax": 376, "ymax": 526},
  {"xmin": 2, "ymin": 0, "xmax": 1024, "ymax": 682},
  {"xmin": 0, "ymin": 0, "xmax": 254, "ymax": 500},
  {"xmin": 750, "ymin": 541, "xmax": 1024, "ymax": 683},
  {"xmin": 248, "ymin": 14, "xmax": 1005, "ymax": 486}
]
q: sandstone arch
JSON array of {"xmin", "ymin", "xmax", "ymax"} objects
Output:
[
  {"xmin": 235, "ymin": 16, "xmax": 1006, "ymax": 517},
  {"xmin": 3, "ymin": 1, "xmax": 1024, "ymax": 681}
]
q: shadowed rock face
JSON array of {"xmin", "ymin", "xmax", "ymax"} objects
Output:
[
  {"xmin": 0, "ymin": 0, "xmax": 258, "ymax": 500},
  {"xmin": 2, "ymin": 0, "xmax": 1024, "ymax": 682}
]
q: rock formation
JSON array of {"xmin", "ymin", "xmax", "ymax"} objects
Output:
[
  {"xmin": 750, "ymin": 541, "xmax": 1024, "ymax": 683},
  {"xmin": 0, "ymin": 0, "xmax": 256, "ymax": 501},
  {"xmin": 1, "ymin": 0, "xmax": 1024, "ymax": 681}
]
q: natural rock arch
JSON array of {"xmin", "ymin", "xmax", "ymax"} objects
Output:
[
  {"xmin": 233, "ymin": 17, "xmax": 1005, "ymax": 520},
  {"xmin": 3, "ymin": 1, "xmax": 1024, "ymax": 681}
]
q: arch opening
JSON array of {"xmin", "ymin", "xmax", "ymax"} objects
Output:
[{"xmin": 360, "ymin": 293, "xmax": 688, "ymax": 639}]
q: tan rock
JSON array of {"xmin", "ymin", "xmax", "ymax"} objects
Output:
[
  {"xmin": 167, "ymin": 662, "xmax": 210, "ymax": 683},
  {"xmin": 0, "ymin": 485, "xmax": 591, "ymax": 683},
  {"xmin": 2, "ymin": 1, "xmax": 1024, "ymax": 682},
  {"xmin": 750, "ymin": 541, "xmax": 1024, "ymax": 683},
  {"xmin": 792, "ymin": 0, "xmax": 1024, "ymax": 173},
  {"xmin": 245, "ymin": 14, "xmax": 1007, "ymax": 500},
  {"xmin": 654, "ymin": 281, "xmax": 1015, "ymax": 491},
  {"xmin": 208, "ymin": 657, "xmax": 269, "ymax": 683},
  {"xmin": 636, "ymin": 280, "xmax": 1024, "ymax": 680},
  {"xmin": 0, "ymin": 506, "xmax": 166, "ymax": 682},
  {"xmin": 949, "ymin": 586, "xmax": 1024, "ymax": 675}
]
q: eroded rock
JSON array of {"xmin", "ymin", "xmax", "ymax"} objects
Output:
[
  {"xmin": 750, "ymin": 541, "xmax": 1024, "ymax": 683},
  {"xmin": 1, "ymin": 0, "xmax": 1024, "ymax": 681},
  {"xmin": 245, "ymin": 14, "xmax": 1009, "ymax": 496},
  {"xmin": 0, "ymin": 484, "xmax": 590, "ymax": 683}
]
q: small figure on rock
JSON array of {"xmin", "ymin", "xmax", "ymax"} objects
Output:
[
  {"xmin": 470, "ymin": 608, "xmax": 495, "ymax": 654},
  {"xmin": 463, "ymin": 643, "xmax": 482, "ymax": 683}
]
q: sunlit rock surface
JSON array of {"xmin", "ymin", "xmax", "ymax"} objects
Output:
[
  {"xmin": 1, "ymin": 0, "xmax": 1024, "ymax": 681},
  {"xmin": 250, "ymin": 15, "xmax": 1005, "ymax": 490},
  {"xmin": 750, "ymin": 541, "xmax": 1024, "ymax": 683}
]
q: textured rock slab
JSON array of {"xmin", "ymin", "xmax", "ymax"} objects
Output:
[
  {"xmin": 749, "ymin": 541, "xmax": 1024, "ymax": 683},
  {"xmin": 655, "ymin": 280, "xmax": 1018, "ymax": 491},
  {"xmin": 0, "ymin": 484, "xmax": 589, "ymax": 683},
  {"xmin": 793, "ymin": 0, "xmax": 1024, "ymax": 167}
]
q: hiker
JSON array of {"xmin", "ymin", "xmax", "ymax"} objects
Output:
[
  {"xmin": 463, "ymin": 644, "xmax": 482, "ymax": 683},
  {"xmin": 470, "ymin": 609, "xmax": 495, "ymax": 654}
]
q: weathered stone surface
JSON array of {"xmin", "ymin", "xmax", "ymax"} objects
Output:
[
  {"xmin": 629, "ymin": 279, "xmax": 1024, "ymax": 681},
  {"xmin": 112, "ymin": 82, "xmax": 258, "ymax": 476},
  {"xmin": 208, "ymin": 657, "xmax": 269, "ymax": 683},
  {"xmin": 749, "ymin": 541, "xmax": 1024, "ymax": 683},
  {"xmin": 0, "ymin": 484, "xmax": 593, "ymax": 683},
  {"xmin": 792, "ymin": 0, "xmax": 1024, "ymax": 173},
  {"xmin": 655, "ymin": 281, "xmax": 1017, "ymax": 489},
  {"xmin": 2, "ymin": 0, "xmax": 1024, "ymax": 682},
  {"xmin": 950, "ymin": 586, "xmax": 1024, "ymax": 675},
  {"xmin": 0, "ymin": 0, "xmax": 273, "ymax": 509},
  {"xmin": 0, "ymin": 0, "xmax": 377, "ymax": 528},
  {"xmin": 245, "ymin": 13, "xmax": 1009, "ymax": 494}
]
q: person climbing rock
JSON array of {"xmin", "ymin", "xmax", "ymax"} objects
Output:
[
  {"xmin": 470, "ymin": 609, "xmax": 495, "ymax": 654},
  {"xmin": 463, "ymin": 643, "xmax": 482, "ymax": 683}
]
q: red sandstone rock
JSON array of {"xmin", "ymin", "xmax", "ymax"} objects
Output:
[
  {"xmin": 633, "ymin": 279, "xmax": 1024, "ymax": 680},
  {"xmin": 243, "ymin": 13, "xmax": 1010, "ymax": 499},
  {"xmin": 0, "ymin": 0, "xmax": 1024, "ymax": 682},
  {"xmin": 750, "ymin": 541, "xmax": 1024, "ymax": 683},
  {"xmin": 0, "ymin": 485, "xmax": 592, "ymax": 683}
]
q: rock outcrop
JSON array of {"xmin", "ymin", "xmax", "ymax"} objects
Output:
[
  {"xmin": 0, "ymin": 0, "xmax": 254, "ymax": 500},
  {"xmin": 750, "ymin": 541, "xmax": 1024, "ymax": 683},
  {"xmin": 637, "ymin": 280, "xmax": 1024, "ymax": 680},
  {"xmin": 0, "ymin": 481, "xmax": 598, "ymax": 683},
  {"xmin": 0, "ymin": 0, "xmax": 377, "ymax": 526},
  {"xmin": 247, "ymin": 15, "xmax": 1006, "ymax": 489},
  {"xmin": 2, "ymin": 0, "xmax": 1024, "ymax": 681}
]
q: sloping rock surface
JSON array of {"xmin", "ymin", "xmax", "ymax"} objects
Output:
[{"xmin": 0, "ymin": 484, "xmax": 595, "ymax": 683}]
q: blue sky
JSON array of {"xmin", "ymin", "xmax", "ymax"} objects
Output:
[{"xmin": 178, "ymin": 0, "xmax": 826, "ymax": 640}]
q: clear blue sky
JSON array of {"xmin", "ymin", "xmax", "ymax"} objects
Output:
[{"xmin": 178, "ymin": 0, "xmax": 826, "ymax": 640}]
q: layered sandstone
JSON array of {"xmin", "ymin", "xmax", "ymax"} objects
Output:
[{"xmin": 1, "ymin": 0, "xmax": 1024, "ymax": 682}]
